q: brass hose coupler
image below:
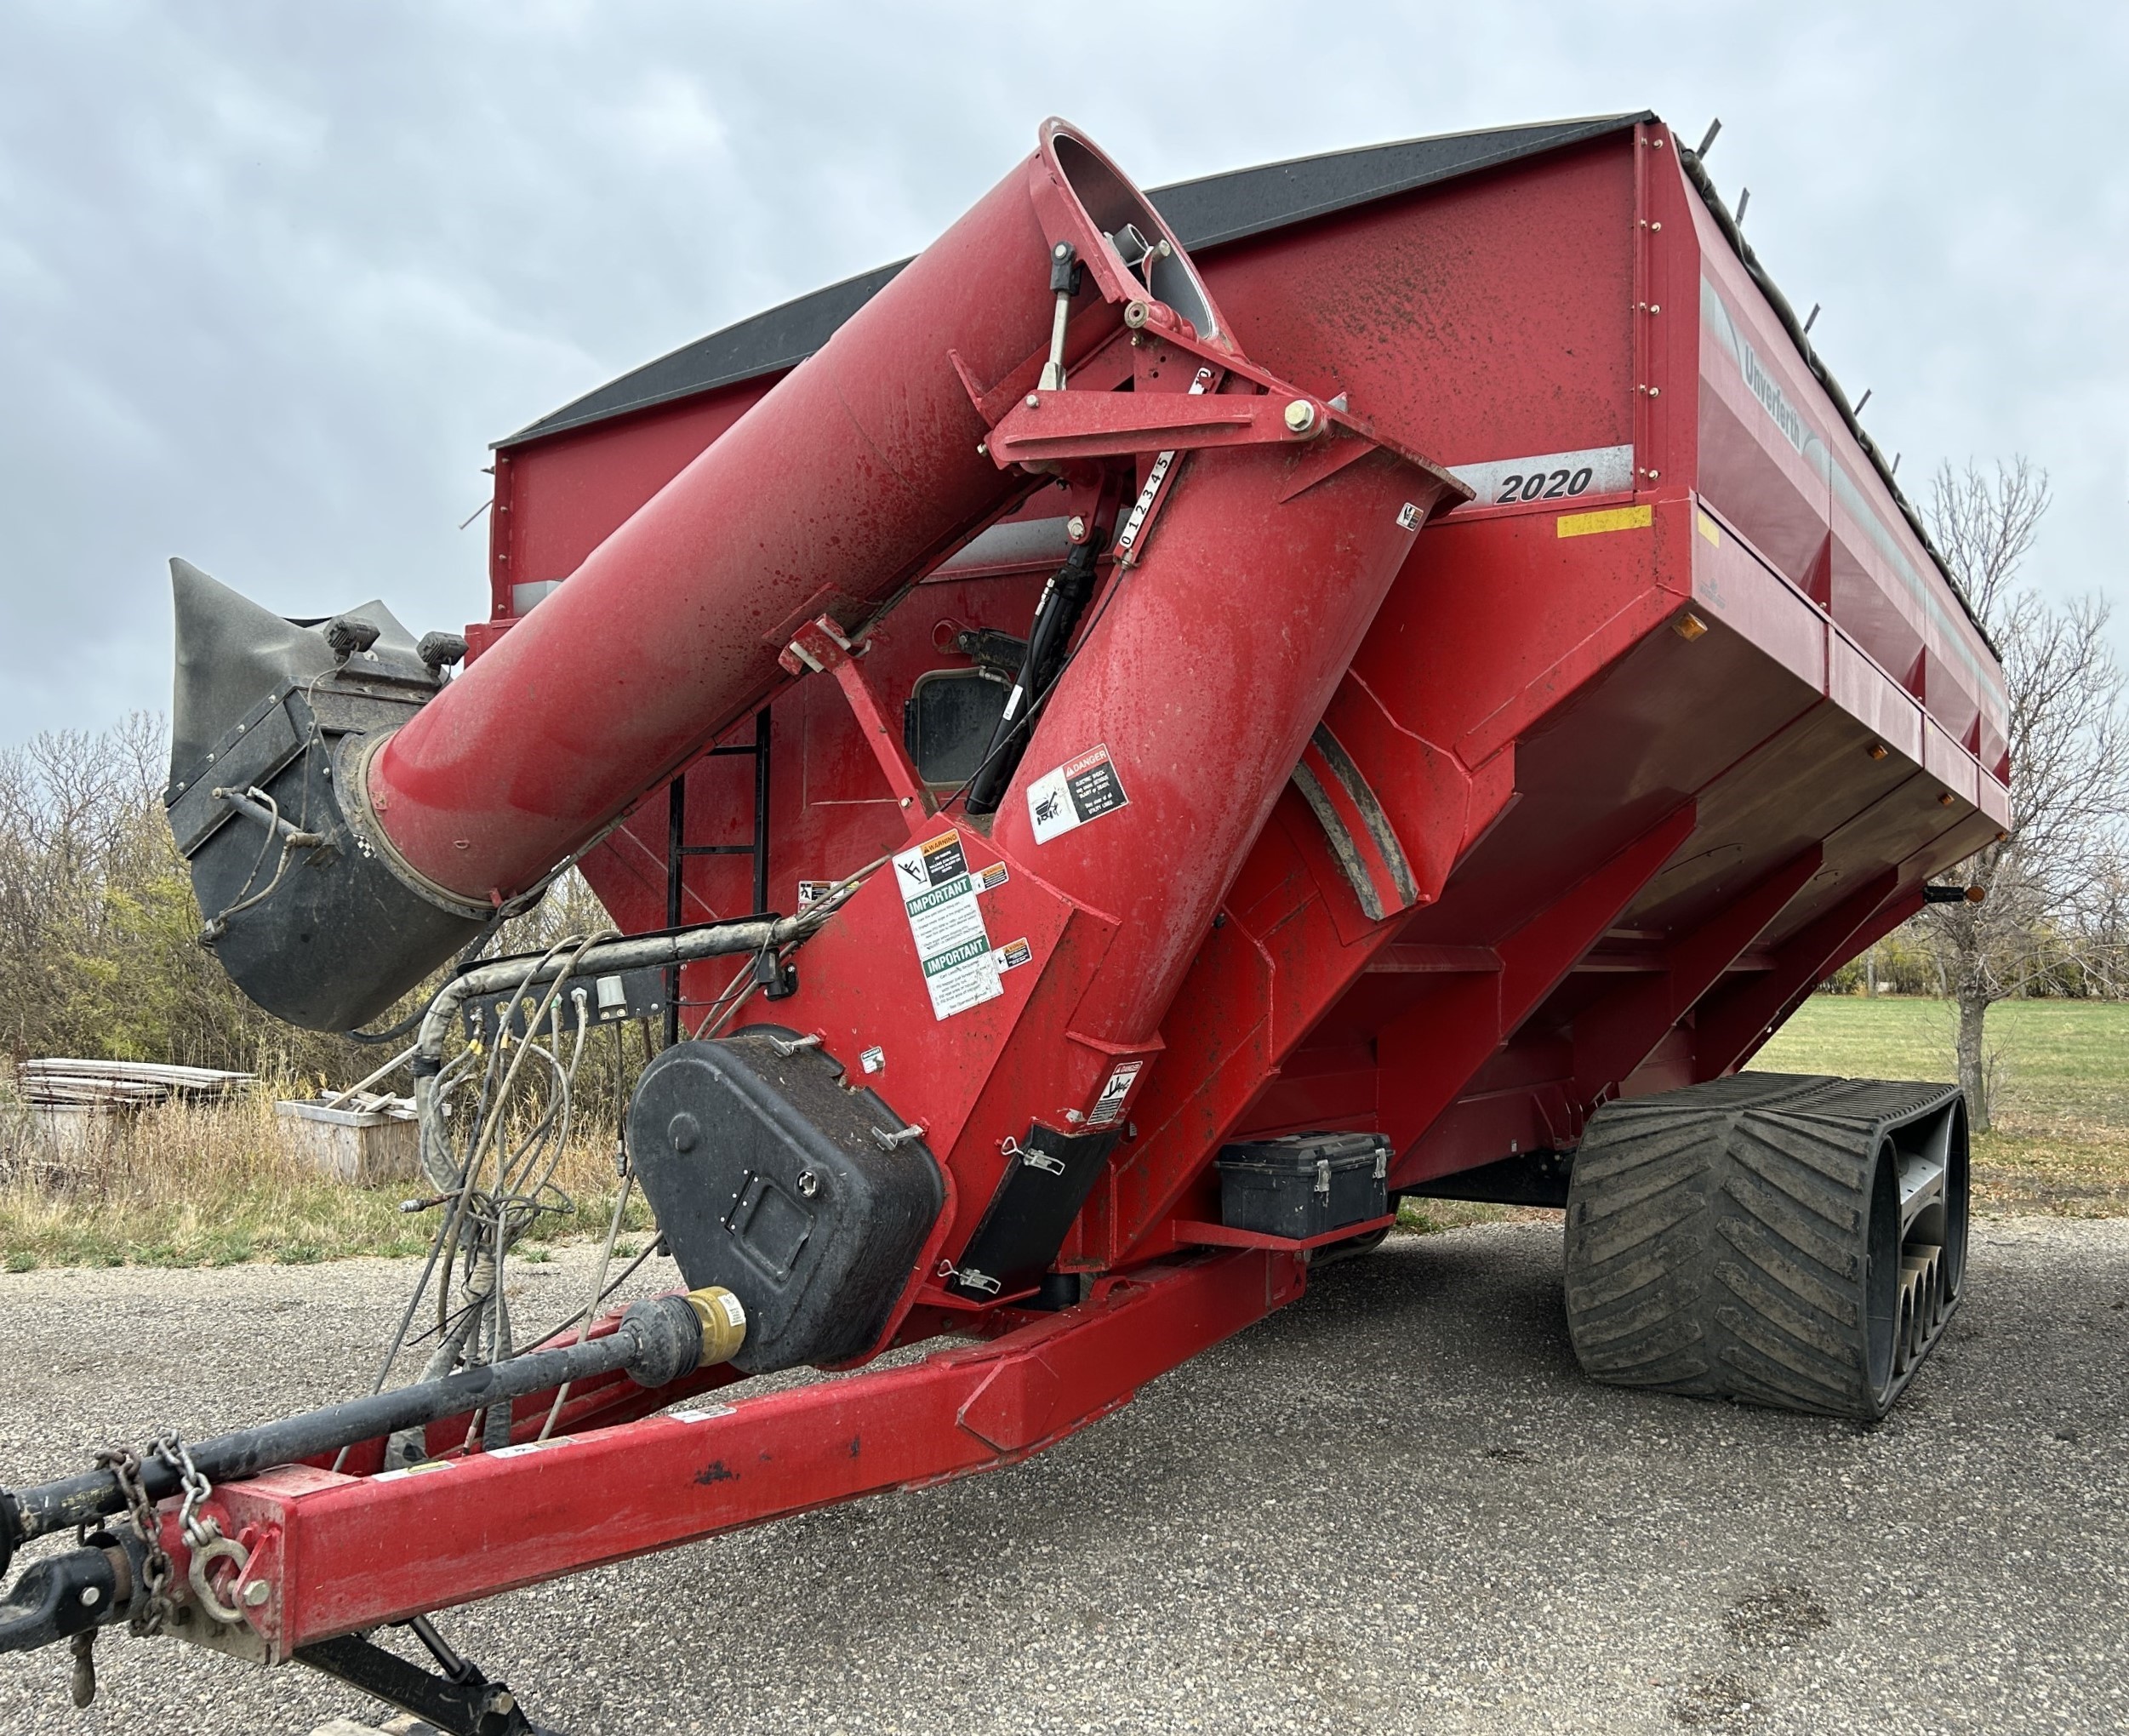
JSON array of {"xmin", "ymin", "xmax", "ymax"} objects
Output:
[{"xmin": 683, "ymin": 1288, "xmax": 748, "ymax": 1368}]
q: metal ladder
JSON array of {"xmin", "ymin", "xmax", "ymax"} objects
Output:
[{"xmin": 663, "ymin": 707, "xmax": 771, "ymax": 1046}]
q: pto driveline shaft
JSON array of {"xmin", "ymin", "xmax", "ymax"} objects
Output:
[{"xmin": 0, "ymin": 1290, "xmax": 741, "ymax": 1561}]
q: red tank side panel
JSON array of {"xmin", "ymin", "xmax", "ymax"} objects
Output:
[
  {"xmin": 476, "ymin": 119, "xmax": 2009, "ymax": 1255},
  {"xmin": 1173, "ymin": 134, "xmax": 1641, "ymax": 485},
  {"xmin": 484, "ymin": 385, "xmax": 768, "ymax": 639},
  {"xmin": 1101, "ymin": 125, "xmax": 2006, "ymax": 1247},
  {"xmin": 1686, "ymin": 168, "xmax": 2008, "ymax": 783}
]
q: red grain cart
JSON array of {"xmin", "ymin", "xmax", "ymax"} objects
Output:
[{"xmin": 3, "ymin": 113, "xmax": 1990, "ymax": 1733}]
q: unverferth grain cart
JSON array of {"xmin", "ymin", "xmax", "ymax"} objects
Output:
[{"xmin": 1, "ymin": 113, "xmax": 1997, "ymax": 1733}]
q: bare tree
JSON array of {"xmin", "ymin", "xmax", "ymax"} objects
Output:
[
  {"xmin": 1921, "ymin": 460, "xmax": 2129, "ymax": 1127},
  {"xmin": 2062, "ymin": 844, "xmax": 2129, "ymax": 999},
  {"xmin": 0, "ymin": 716, "xmax": 372, "ymax": 1076}
]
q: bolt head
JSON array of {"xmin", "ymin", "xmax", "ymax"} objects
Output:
[
  {"xmin": 78, "ymin": 1586, "xmax": 100, "ymax": 1607},
  {"xmin": 1066, "ymin": 515, "xmax": 1087, "ymax": 541},
  {"xmin": 243, "ymin": 1579, "xmax": 271, "ymax": 1607},
  {"xmin": 1282, "ymin": 399, "xmax": 1318, "ymax": 435},
  {"xmin": 797, "ymin": 1169, "xmax": 820, "ymax": 1198},
  {"xmin": 1025, "ymin": 393, "xmax": 1041, "ymax": 409}
]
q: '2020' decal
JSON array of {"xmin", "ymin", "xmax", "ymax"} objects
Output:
[{"xmin": 1495, "ymin": 466, "xmax": 1595, "ymax": 505}]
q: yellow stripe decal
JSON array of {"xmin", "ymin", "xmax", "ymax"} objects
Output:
[
  {"xmin": 1556, "ymin": 504, "xmax": 1653, "ymax": 539},
  {"xmin": 1696, "ymin": 511, "xmax": 1722, "ymax": 545}
]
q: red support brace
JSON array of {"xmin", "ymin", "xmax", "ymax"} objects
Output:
[
  {"xmin": 1378, "ymin": 804, "xmax": 1698, "ymax": 1178},
  {"xmin": 1569, "ymin": 843, "xmax": 1824, "ymax": 1100},
  {"xmin": 1692, "ymin": 870, "xmax": 1909, "ymax": 1079}
]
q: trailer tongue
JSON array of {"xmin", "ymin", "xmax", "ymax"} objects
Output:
[{"xmin": 3, "ymin": 111, "xmax": 1999, "ymax": 1731}]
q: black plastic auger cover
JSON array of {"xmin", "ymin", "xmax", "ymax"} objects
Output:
[
  {"xmin": 628, "ymin": 1028, "xmax": 945, "ymax": 1373},
  {"xmin": 166, "ymin": 559, "xmax": 488, "ymax": 1031}
]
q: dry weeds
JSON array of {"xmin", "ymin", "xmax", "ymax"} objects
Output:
[{"xmin": 0, "ymin": 1090, "xmax": 646, "ymax": 1270}]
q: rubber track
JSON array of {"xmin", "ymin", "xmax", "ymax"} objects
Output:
[{"xmin": 1563, "ymin": 1072, "xmax": 1964, "ymax": 1419}]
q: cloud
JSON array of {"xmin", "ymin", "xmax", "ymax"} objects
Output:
[{"xmin": 2, "ymin": 0, "xmax": 2122, "ymax": 745}]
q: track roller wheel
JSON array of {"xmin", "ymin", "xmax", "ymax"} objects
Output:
[{"xmin": 1562, "ymin": 1073, "xmax": 1969, "ymax": 1419}]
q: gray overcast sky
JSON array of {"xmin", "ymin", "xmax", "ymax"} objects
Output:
[{"xmin": 3, "ymin": 0, "xmax": 2124, "ymax": 747}]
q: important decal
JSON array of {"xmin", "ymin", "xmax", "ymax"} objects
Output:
[
  {"xmin": 892, "ymin": 831, "xmax": 1004, "ymax": 1021},
  {"xmin": 1086, "ymin": 1059, "xmax": 1143, "ymax": 1128},
  {"xmin": 1026, "ymin": 744, "xmax": 1130, "ymax": 845}
]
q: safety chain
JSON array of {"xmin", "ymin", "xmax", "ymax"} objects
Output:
[
  {"xmin": 90, "ymin": 1432, "xmax": 224, "ymax": 1640},
  {"xmin": 92, "ymin": 1445, "xmax": 175, "ymax": 1636},
  {"xmin": 153, "ymin": 1435, "xmax": 220, "ymax": 1555},
  {"xmin": 69, "ymin": 1434, "xmax": 244, "ymax": 1707}
]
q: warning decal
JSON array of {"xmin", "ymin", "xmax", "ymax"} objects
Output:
[
  {"xmin": 893, "ymin": 832, "xmax": 1003, "ymax": 1021},
  {"xmin": 1026, "ymin": 744, "xmax": 1130, "ymax": 845},
  {"xmin": 993, "ymin": 936, "xmax": 1033, "ymax": 974},
  {"xmin": 1086, "ymin": 1059, "xmax": 1142, "ymax": 1128}
]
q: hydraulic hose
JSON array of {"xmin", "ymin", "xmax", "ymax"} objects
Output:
[
  {"xmin": 411, "ymin": 912, "xmax": 818, "ymax": 1190},
  {"xmin": 965, "ymin": 529, "xmax": 1107, "ymax": 814}
]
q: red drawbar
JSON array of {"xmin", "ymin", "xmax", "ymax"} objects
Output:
[{"xmin": 180, "ymin": 1250, "xmax": 1303, "ymax": 1658}]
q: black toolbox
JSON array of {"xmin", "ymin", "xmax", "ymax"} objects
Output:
[{"xmin": 1214, "ymin": 1132, "xmax": 1391, "ymax": 1241}]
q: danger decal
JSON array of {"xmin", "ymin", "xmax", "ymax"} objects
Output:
[
  {"xmin": 1086, "ymin": 1059, "xmax": 1142, "ymax": 1128},
  {"xmin": 1026, "ymin": 744, "xmax": 1130, "ymax": 845}
]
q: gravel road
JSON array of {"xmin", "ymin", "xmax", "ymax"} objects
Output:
[{"xmin": 2, "ymin": 1216, "xmax": 2124, "ymax": 1735}]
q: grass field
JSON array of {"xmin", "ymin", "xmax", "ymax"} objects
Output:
[
  {"xmin": 1398, "ymin": 996, "xmax": 2129, "ymax": 1236},
  {"xmin": 1751, "ymin": 996, "xmax": 2129, "ymax": 1217}
]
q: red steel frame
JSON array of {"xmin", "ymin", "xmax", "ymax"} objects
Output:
[
  {"xmin": 169, "ymin": 1251, "xmax": 1302, "ymax": 1659},
  {"xmin": 127, "ymin": 117, "xmax": 2012, "ymax": 1662}
]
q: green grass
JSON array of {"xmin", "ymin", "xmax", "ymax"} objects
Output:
[
  {"xmin": 1753, "ymin": 996, "xmax": 2129, "ymax": 1216},
  {"xmin": 1751, "ymin": 996, "xmax": 2129, "ymax": 1128},
  {"xmin": 1396, "ymin": 1196, "xmax": 1522, "ymax": 1234}
]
